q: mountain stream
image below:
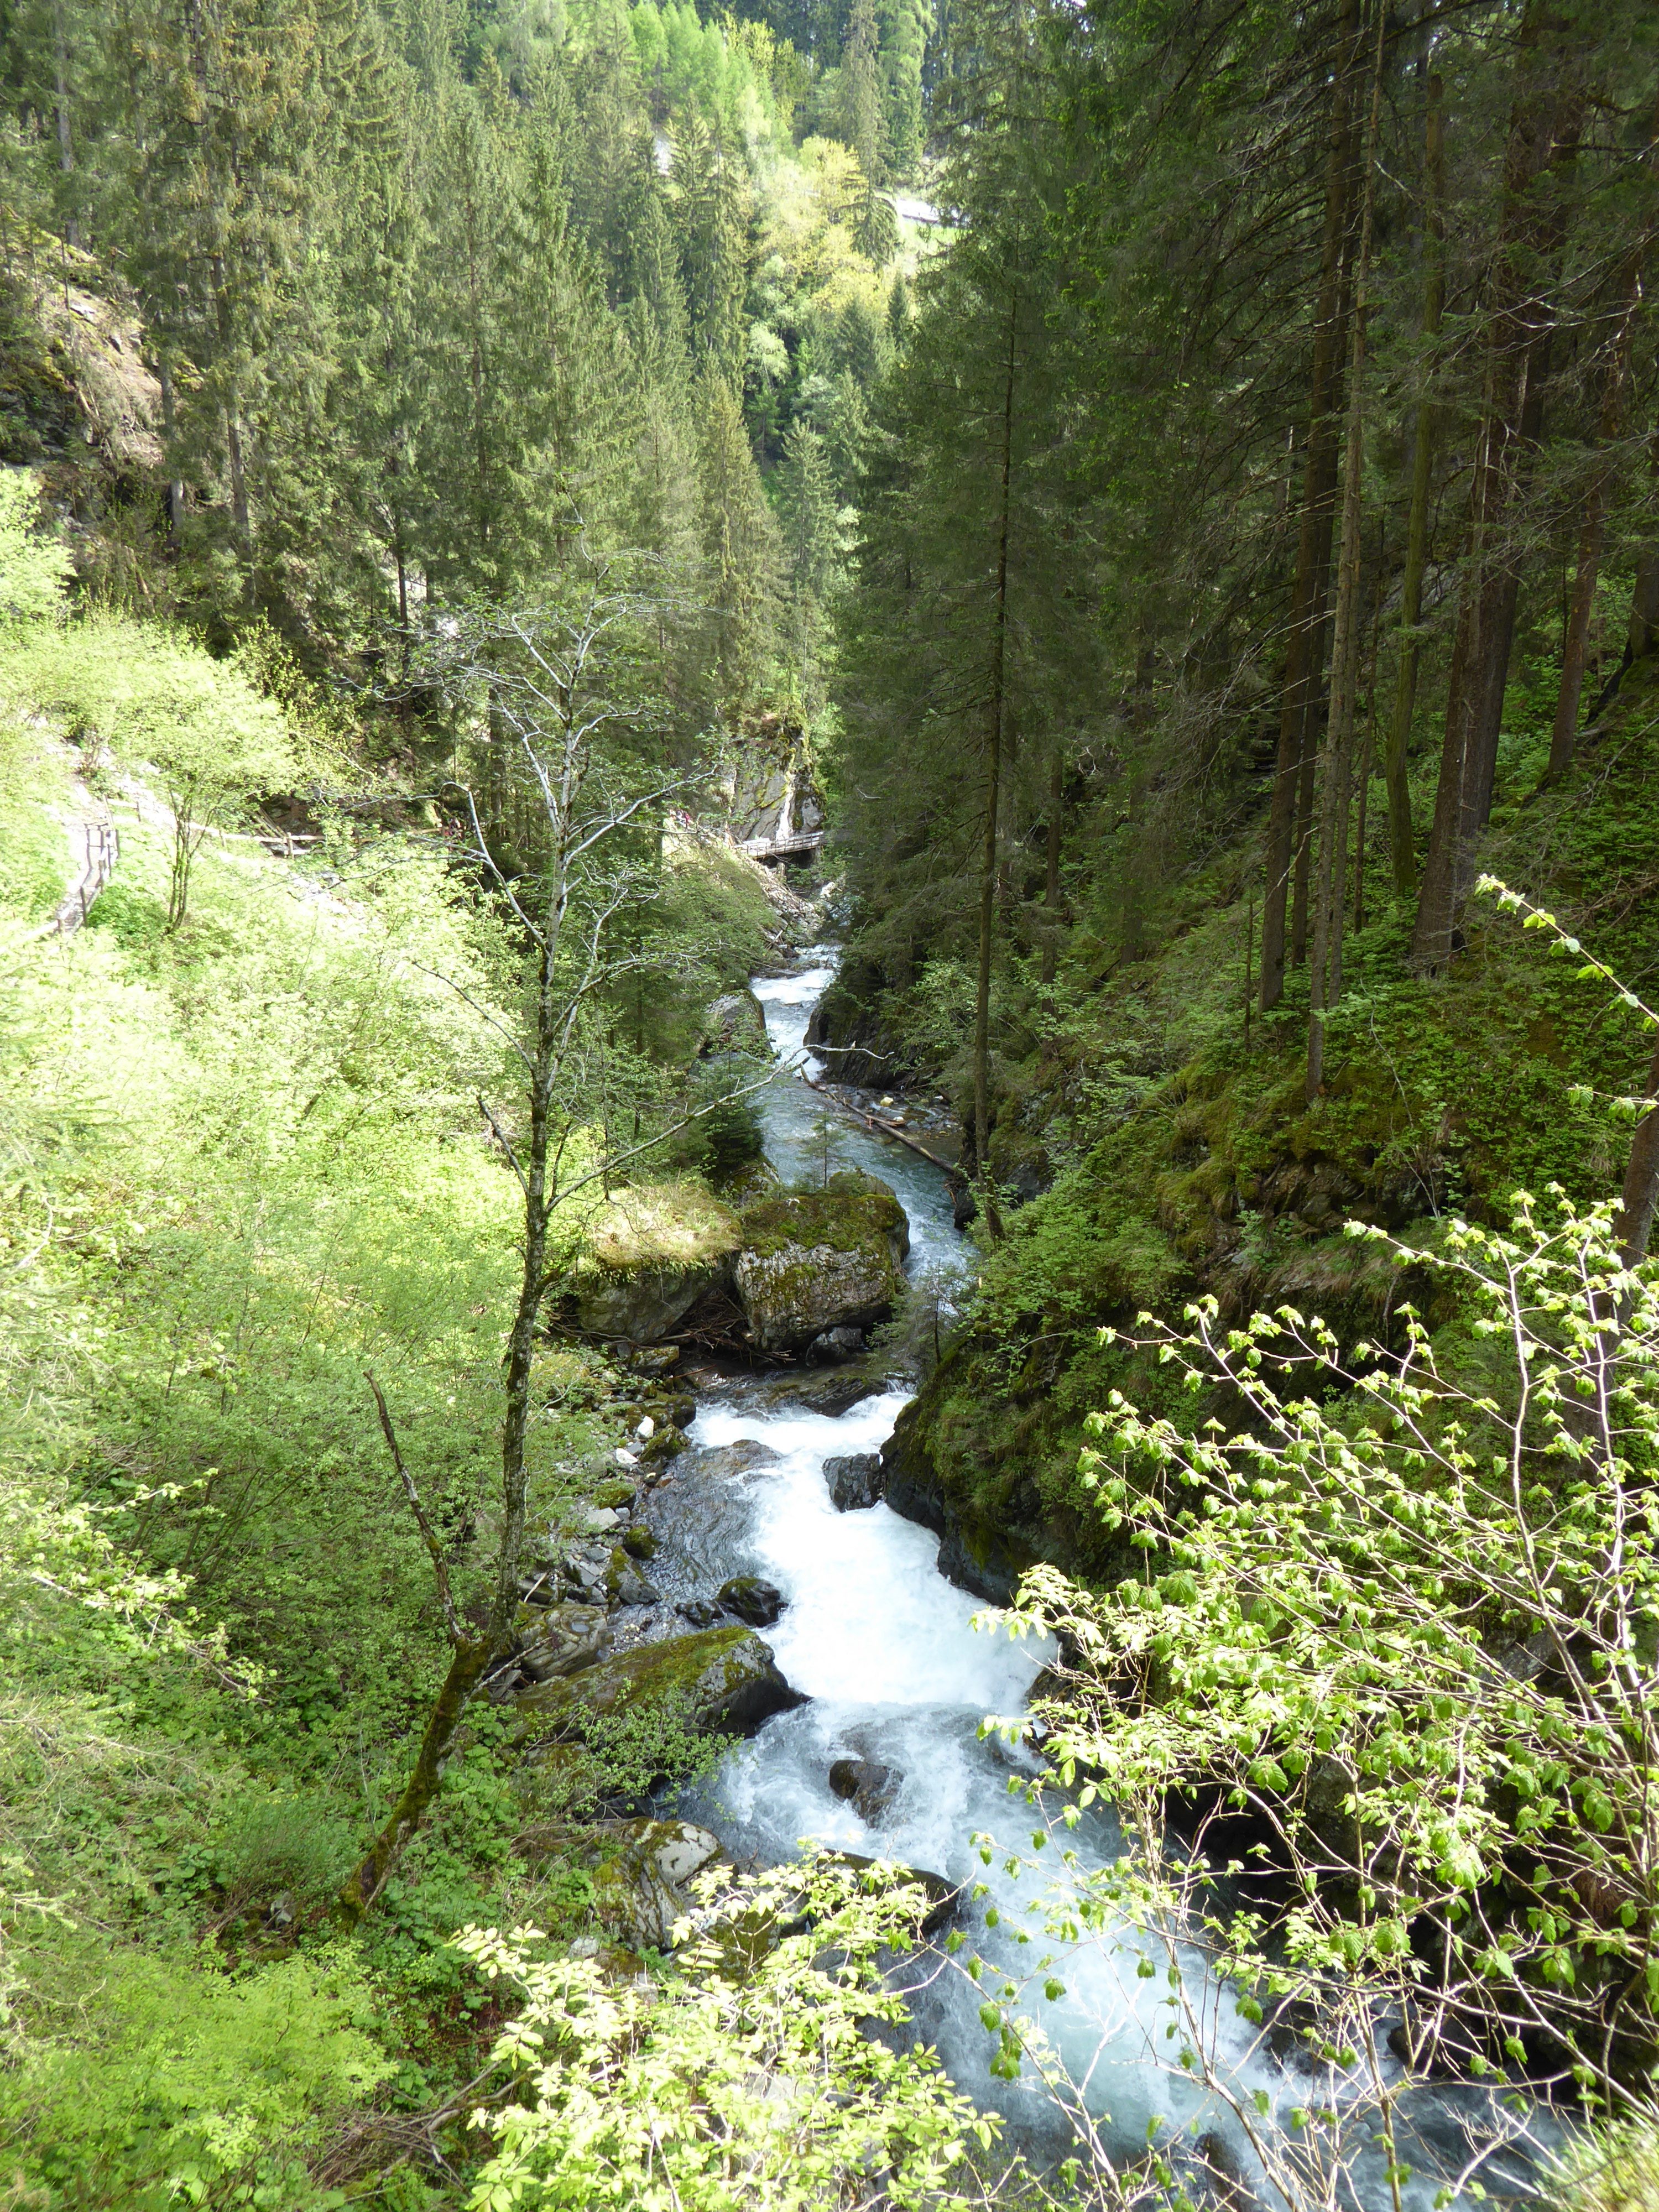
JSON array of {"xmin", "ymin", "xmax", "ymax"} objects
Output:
[{"xmin": 648, "ymin": 945, "xmax": 1556, "ymax": 2211}]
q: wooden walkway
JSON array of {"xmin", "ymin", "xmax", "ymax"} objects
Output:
[{"xmin": 50, "ymin": 811, "xmax": 118, "ymax": 938}]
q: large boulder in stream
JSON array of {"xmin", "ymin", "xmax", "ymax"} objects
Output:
[
  {"xmin": 699, "ymin": 990, "xmax": 771, "ymax": 1058},
  {"xmin": 734, "ymin": 1173, "xmax": 910, "ymax": 1355},
  {"xmin": 514, "ymin": 1624, "xmax": 805, "ymax": 1739},
  {"xmin": 573, "ymin": 1182, "xmax": 743, "ymax": 1342}
]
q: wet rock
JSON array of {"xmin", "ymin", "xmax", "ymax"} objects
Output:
[
  {"xmin": 676, "ymin": 1597, "xmax": 724, "ymax": 1628},
  {"xmin": 809, "ymin": 1326, "xmax": 866, "ymax": 1361},
  {"xmin": 622, "ymin": 1523, "xmax": 658, "ymax": 1560},
  {"xmin": 1192, "ymin": 2132, "xmax": 1261, "ymax": 2212},
  {"xmin": 607, "ymin": 1549, "xmax": 662, "ymax": 1609},
  {"xmin": 679, "ymin": 1438, "xmax": 782, "ymax": 1483},
  {"xmin": 759, "ymin": 1369, "xmax": 884, "ymax": 1418},
  {"xmin": 879, "ymin": 1398, "xmax": 1036, "ymax": 1606},
  {"xmin": 823, "ymin": 1453, "xmax": 882, "ymax": 1512},
  {"xmin": 517, "ymin": 1602, "xmax": 613, "ymax": 1683},
  {"xmin": 514, "ymin": 1624, "xmax": 806, "ymax": 1739},
  {"xmin": 818, "ymin": 1852, "xmax": 959, "ymax": 1938},
  {"xmin": 951, "ymin": 1181, "xmax": 977, "ymax": 1230},
  {"xmin": 827, "ymin": 1757, "xmax": 897, "ymax": 1822},
  {"xmin": 717, "ymin": 1575, "xmax": 785, "ymax": 1626},
  {"xmin": 733, "ymin": 1178, "xmax": 909, "ymax": 1355},
  {"xmin": 593, "ymin": 1819, "xmax": 729, "ymax": 1949}
]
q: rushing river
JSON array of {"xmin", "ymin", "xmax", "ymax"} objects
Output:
[{"xmin": 661, "ymin": 945, "xmax": 1556, "ymax": 2210}]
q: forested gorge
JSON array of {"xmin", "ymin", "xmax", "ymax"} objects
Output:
[{"xmin": 3, "ymin": 0, "xmax": 1659, "ymax": 2203}]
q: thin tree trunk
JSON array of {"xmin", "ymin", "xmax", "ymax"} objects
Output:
[
  {"xmin": 336, "ymin": 1641, "xmax": 492, "ymax": 1920},
  {"xmin": 1308, "ymin": 0, "xmax": 1384, "ymax": 1102},
  {"xmin": 158, "ymin": 357, "xmax": 185, "ymax": 547},
  {"xmin": 1260, "ymin": 0, "xmax": 1360, "ymax": 1011},
  {"xmin": 1411, "ymin": 9, "xmax": 1580, "ymax": 968},
  {"xmin": 973, "ymin": 294, "xmax": 1016, "ymax": 1239},
  {"xmin": 52, "ymin": 0, "xmax": 78, "ymax": 247},
  {"xmin": 1383, "ymin": 65, "xmax": 1444, "ymax": 896},
  {"xmin": 1616, "ymin": 1036, "xmax": 1659, "ymax": 1266},
  {"xmin": 1543, "ymin": 96, "xmax": 1655, "ymax": 782},
  {"xmin": 1040, "ymin": 743, "xmax": 1063, "ymax": 987}
]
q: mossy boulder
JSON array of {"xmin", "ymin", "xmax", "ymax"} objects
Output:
[
  {"xmin": 699, "ymin": 990, "xmax": 771, "ymax": 1058},
  {"xmin": 879, "ymin": 1379, "xmax": 1041, "ymax": 1605},
  {"xmin": 574, "ymin": 1182, "xmax": 743, "ymax": 1342},
  {"xmin": 592, "ymin": 1818, "xmax": 728, "ymax": 1949},
  {"xmin": 514, "ymin": 1624, "xmax": 805, "ymax": 1738},
  {"xmin": 734, "ymin": 1174, "xmax": 910, "ymax": 1355}
]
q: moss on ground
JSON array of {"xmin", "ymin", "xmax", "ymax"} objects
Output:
[{"xmin": 579, "ymin": 1181, "xmax": 743, "ymax": 1275}]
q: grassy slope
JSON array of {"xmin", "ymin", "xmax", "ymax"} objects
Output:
[
  {"xmin": 889, "ymin": 655, "xmax": 1659, "ymax": 1585},
  {"xmin": 0, "ymin": 697, "xmax": 784, "ymax": 2201}
]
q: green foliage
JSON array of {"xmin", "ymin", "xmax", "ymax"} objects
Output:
[
  {"xmin": 0, "ymin": 1942, "xmax": 390, "ymax": 2207},
  {"xmin": 456, "ymin": 1855, "xmax": 1002, "ymax": 2209}
]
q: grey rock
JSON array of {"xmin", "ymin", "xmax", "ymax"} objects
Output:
[
  {"xmin": 810, "ymin": 1326, "xmax": 866, "ymax": 1360},
  {"xmin": 518, "ymin": 1602, "xmax": 612, "ymax": 1682},
  {"xmin": 679, "ymin": 1438, "xmax": 782, "ymax": 1483},
  {"xmin": 828, "ymin": 1756, "xmax": 897, "ymax": 1822},
  {"xmin": 824, "ymin": 1453, "xmax": 882, "ymax": 1512},
  {"xmin": 717, "ymin": 1575, "xmax": 785, "ymax": 1626},
  {"xmin": 733, "ymin": 1180, "xmax": 910, "ymax": 1355},
  {"xmin": 593, "ymin": 1819, "xmax": 728, "ymax": 1949},
  {"xmin": 700, "ymin": 990, "xmax": 771, "ymax": 1059},
  {"xmin": 577, "ymin": 1260, "xmax": 731, "ymax": 1344}
]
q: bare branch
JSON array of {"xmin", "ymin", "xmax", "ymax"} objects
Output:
[{"xmin": 366, "ymin": 1371, "xmax": 465, "ymax": 1646}]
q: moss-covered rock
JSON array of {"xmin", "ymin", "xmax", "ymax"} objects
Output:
[
  {"xmin": 734, "ymin": 1175, "xmax": 910, "ymax": 1354},
  {"xmin": 574, "ymin": 1182, "xmax": 743, "ymax": 1342},
  {"xmin": 699, "ymin": 990, "xmax": 771, "ymax": 1057},
  {"xmin": 514, "ymin": 1624, "xmax": 805, "ymax": 1738},
  {"xmin": 592, "ymin": 1818, "xmax": 728, "ymax": 1949}
]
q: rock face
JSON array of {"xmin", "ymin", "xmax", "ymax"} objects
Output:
[
  {"xmin": 828, "ymin": 1757, "xmax": 897, "ymax": 1822},
  {"xmin": 592, "ymin": 1819, "xmax": 727, "ymax": 1949},
  {"xmin": 879, "ymin": 1393, "xmax": 1036, "ymax": 1606},
  {"xmin": 734, "ymin": 1176, "xmax": 910, "ymax": 1355},
  {"xmin": 700, "ymin": 990, "xmax": 771, "ymax": 1058},
  {"xmin": 717, "ymin": 1575, "xmax": 785, "ymax": 1626},
  {"xmin": 823, "ymin": 1453, "xmax": 882, "ymax": 1512},
  {"xmin": 514, "ymin": 1624, "xmax": 805, "ymax": 1738}
]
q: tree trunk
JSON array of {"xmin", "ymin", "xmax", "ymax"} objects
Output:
[
  {"xmin": 1040, "ymin": 743, "xmax": 1063, "ymax": 987},
  {"xmin": 972, "ymin": 294, "xmax": 1017, "ymax": 1238},
  {"xmin": 1308, "ymin": 0, "xmax": 1385, "ymax": 1100},
  {"xmin": 52, "ymin": 0, "xmax": 78, "ymax": 247},
  {"xmin": 158, "ymin": 357, "xmax": 185, "ymax": 548},
  {"xmin": 337, "ymin": 1639, "xmax": 492, "ymax": 1922},
  {"xmin": 1411, "ymin": 10, "xmax": 1581, "ymax": 968},
  {"xmin": 1260, "ymin": 0, "xmax": 1360, "ymax": 1011},
  {"xmin": 1383, "ymin": 65, "xmax": 1445, "ymax": 896},
  {"xmin": 1616, "ymin": 1036, "xmax": 1659, "ymax": 1266},
  {"xmin": 1543, "ymin": 95, "xmax": 1655, "ymax": 782}
]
